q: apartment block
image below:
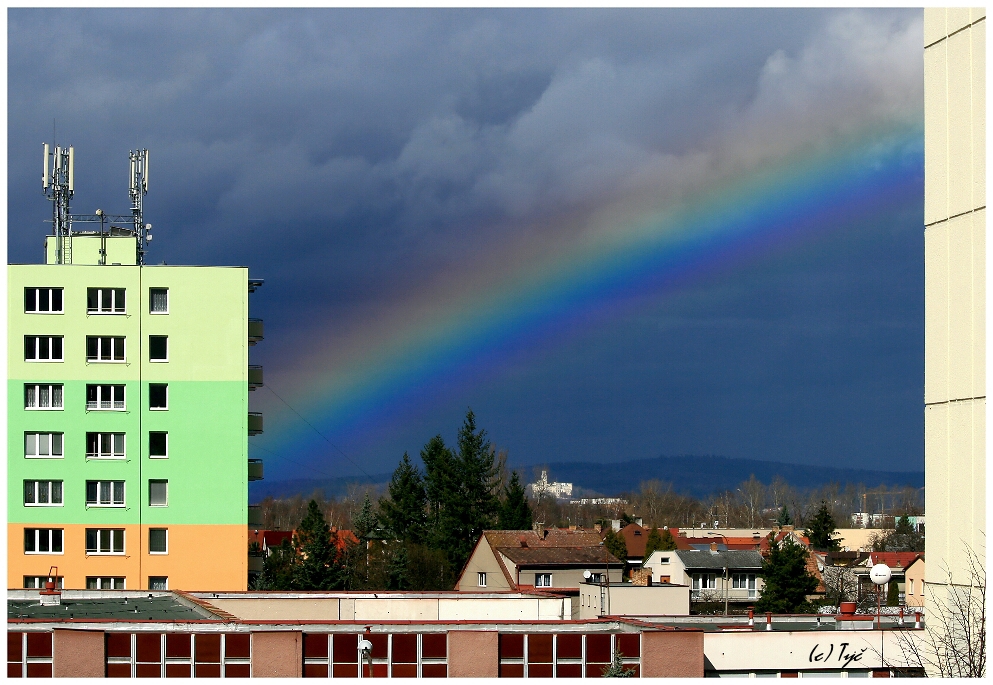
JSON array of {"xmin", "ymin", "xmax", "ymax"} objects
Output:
[{"xmin": 8, "ymin": 231, "xmax": 260, "ymax": 590}]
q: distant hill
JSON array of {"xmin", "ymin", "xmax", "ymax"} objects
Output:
[
  {"xmin": 250, "ymin": 454, "xmax": 922, "ymax": 503},
  {"xmin": 520, "ymin": 455, "xmax": 923, "ymax": 500}
]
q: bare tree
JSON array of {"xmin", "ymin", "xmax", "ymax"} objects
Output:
[{"xmin": 890, "ymin": 543, "xmax": 985, "ymax": 677}]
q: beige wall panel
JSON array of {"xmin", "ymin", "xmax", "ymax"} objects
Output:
[
  {"xmin": 946, "ymin": 30, "xmax": 977, "ymax": 217},
  {"xmin": 924, "ymin": 45, "xmax": 949, "ymax": 224},
  {"xmin": 924, "ymin": 222, "xmax": 949, "ymax": 404},
  {"xmin": 945, "ymin": 400, "xmax": 982, "ymax": 577},
  {"xmin": 969, "ymin": 399, "xmax": 986, "ymax": 556},
  {"xmin": 53, "ymin": 629, "xmax": 104, "ymax": 678},
  {"xmin": 447, "ymin": 631, "xmax": 499, "ymax": 677},
  {"xmin": 924, "ymin": 404, "xmax": 949, "ymax": 584},
  {"xmin": 924, "ymin": 8, "xmax": 946, "ymax": 47},
  {"xmin": 945, "ymin": 213, "xmax": 978, "ymax": 399},
  {"xmin": 251, "ymin": 631, "xmax": 302, "ymax": 678},
  {"xmin": 947, "ymin": 8, "xmax": 974, "ymax": 34},
  {"xmin": 353, "ymin": 598, "xmax": 438, "ymax": 621},
  {"xmin": 207, "ymin": 598, "xmax": 340, "ymax": 620},
  {"xmin": 972, "ymin": 208, "xmax": 985, "ymax": 393},
  {"xmin": 438, "ymin": 597, "xmax": 539, "ymax": 621},
  {"xmin": 972, "ymin": 23, "xmax": 986, "ymax": 206}
]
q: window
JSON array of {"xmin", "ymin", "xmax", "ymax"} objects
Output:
[
  {"xmin": 149, "ymin": 383, "xmax": 168, "ymax": 410},
  {"xmin": 658, "ymin": 556, "xmax": 670, "ymax": 564},
  {"xmin": 149, "ymin": 576, "xmax": 168, "ymax": 590},
  {"xmin": 24, "ymin": 287, "xmax": 63, "ymax": 313},
  {"xmin": 86, "ymin": 433, "xmax": 126, "ymax": 459},
  {"xmin": 86, "ymin": 577, "xmax": 125, "ymax": 589},
  {"xmin": 535, "ymin": 573, "xmax": 552, "ymax": 587},
  {"xmin": 149, "ymin": 528, "xmax": 168, "ymax": 554},
  {"xmin": 86, "ymin": 336, "xmax": 126, "ymax": 362},
  {"xmin": 86, "ymin": 481, "xmax": 126, "ymax": 507},
  {"xmin": 24, "ymin": 432, "xmax": 64, "ymax": 458},
  {"xmin": 86, "ymin": 528, "xmax": 125, "ymax": 554},
  {"xmin": 86, "ymin": 384, "xmax": 125, "ymax": 410},
  {"xmin": 589, "ymin": 573, "xmax": 604, "ymax": 584},
  {"xmin": 692, "ymin": 574, "xmax": 717, "ymax": 591},
  {"xmin": 24, "ymin": 480, "xmax": 63, "ymax": 506},
  {"xmin": 477, "ymin": 572, "xmax": 487, "ymax": 587},
  {"xmin": 149, "ymin": 480, "xmax": 168, "ymax": 506},
  {"xmin": 909, "ymin": 579, "xmax": 914, "ymax": 595},
  {"xmin": 24, "ymin": 383, "xmax": 63, "ymax": 410},
  {"xmin": 24, "ymin": 335, "xmax": 63, "ymax": 361},
  {"xmin": 149, "ymin": 288, "xmax": 169, "ymax": 313},
  {"xmin": 732, "ymin": 573, "xmax": 757, "ymax": 595},
  {"xmin": 87, "ymin": 287, "xmax": 126, "ymax": 314},
  {"xmin": 149, "ymin": 335, "xmax": 168, "ymax": 361},
  {"xmin": 149, "ymin": 432, "xmax": 168, "ymax": 458},
  {"xmin": 24, "ymin": 528, "xmax": 63, "ymax": 554},
  {"xmin": 23, "ymin": 576, "xmax": 64, "ymax": 589}
]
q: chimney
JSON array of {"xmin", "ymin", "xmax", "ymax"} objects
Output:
[
  {"xmin": 631, "ymin": 568, "xmax": 651, "ymax": 587},
  {"xmin": 533, "ymin": 522, "xmax": 545, "ymax": 538},
  {"xmin": 39, "ymin": 569, "xmax": 61, "ymax": 606},
  {"xmin": 710, "ymin": 542, "xmax": 719, "ymax": 553},
  {"xmin": 519, "ymin": 535, "xmax": 528, "ymax": 548},
  {"xmin": 594, "ymin": 524, "xmax": 602, "ymax": 534}
]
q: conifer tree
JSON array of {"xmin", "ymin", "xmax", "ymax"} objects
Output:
[
  {"xmin": 603, "ymin": 528, "xmax": 628, "ymax": 562},
  {"xmin": 254, "ymin": 537, "xmax": 297, "ymax": 590},
  {"xmin": 805, "ymin": 501, "xmax": 840, "ymax": 551},
  {"xmin": 754, "ymin": 536, "xmax": 817, "ymax": 613},
  {"xmin": 601, "ymin": 649, "xmax": 636, "ymax": 677},
  {"xmin": 421, "ymin": 434, "xmax": 454, "ymax": 532},
  {"xmin": 353, "ymin": 492, "xmax": 379, "ymax": 540},
  {"xmin": 658, "ymin": 528, "xmax": 678, "ymax": 551},
  {"xmin": 293, "ymin": 500, "xmax": 339, "ymax": 590},
  {"xmin": 379, "ymin": 453, "xmax": 427, "ymax": 543},
  {"xmin": 643, "ymin": 527, "xmax": 664, "ymax": 564},
  {"xmin": 776, "ymin": 506, "xmax": 793, "ymax": 527},
  {"xmin": 499, "ymin": 471, "xmax": 533, "ymax": 530},
  {"xmin": 886, "ymin": 579, "xmax": 900, "ymax": 607},
  {"xmin": 387, "ymin": 543, "xmax": 411, "ymax": 591}
]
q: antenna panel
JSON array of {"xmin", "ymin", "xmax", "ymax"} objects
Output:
[
  {"xmin": 67, "ymin": 147, "xmax": 74, "ymax": 191},
  {"xmin": 43, "ymin": 143, "xmax": 49, "ymax": 188}
]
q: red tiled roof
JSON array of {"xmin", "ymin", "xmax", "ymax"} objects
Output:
[
  {"xmin": 618, "ymin": 523, "xmax": 648, "ymax": 557},
  {"xmin": 869, "ymin": 552, "xmax": 920, "ymax": 569}
]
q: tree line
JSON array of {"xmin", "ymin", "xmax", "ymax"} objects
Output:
[{"xmin": 254, "ymin": 410, "xmax": 533, "ymax": 591}]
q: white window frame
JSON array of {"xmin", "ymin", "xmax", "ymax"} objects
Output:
[
  {"xmin": 86, "ymin": 336, "xmax": 127, "ymax": 363},
  {"xmin": 148, "ymin": 335, "xmax": 168, "ymax": 362},
  {"xmin": 149, "ymin": 479, "xmax": 168, "ymax": 507},
  {"xmin": 477, "ymin": 572, "xmax": 487, "ymax": 587},
  {"xmin": 87, "ymin": 287, "xmax": 126, "ymax": 314},
  {"xmin": 24, "ymin": 528, "xmax": 64, "ymax": 554},
  {"xmin": 24, "ymin": 432, "xmax": 64, "ymax": 459},
  {"xmin": 149, "ymin": 383, "xmax": 168, "ymax": 410},
  {"xmin": 24, "ymin": 335, "xmax": 63, "ymax": 362},
  {"xmin": 24, "ymin": 384, "xmax": 63, "ymax": 410},
  {"xmin": 149, "ymin": 528, "xmax": 169, "ymax": 555},
  {"xmin": 24, "ymin": 480, "xmax": 64, "ymax": 507},
  {"xmin": 658, "ymin": 556, "xmax": 670, "ymax": 564},
  {"xmin": 85, "ymin": 528, "xmax": 126, "ymax": 555},
  {"xmin": 86, "ymin": 480, "xmax": 126, "ymax": 507},
  {"xmin": 86, "ymin": 384, "xmax": 126, "ymax": 411},
  {"xmin": 86, "ymin": 576, "xmax": 126, "ymax": 589},
  {"xmin": 908, "ymin": 579, "xmax": 914, "ymax": 595},
  {"xmin": 86, "ymin": 432, "xmax": 126, "ymax": 460},
  {"xmin": 23, "ymin": 576, "xmax": 64, "ymax": 589},
  {"xmin": 149, "ymin": 431, "xmax": 168, "ymax": 459},
  {"xmin": 149, "ymin": 287, "xmax": 169, "ymax": 314},
  {"xmin": 693, "ymin": 573, "xmax": 717, "ymax": 590},
  {"xmin": 535, "ymin": 573, "xmax": 553, "ymax": 588},
  {"xmin": 24, "ymin": 287, "xmax": 64, "ymax": 314},
  {"xmin": 149, "ymin": 576, "xmax": 169, "ymax": 590}
]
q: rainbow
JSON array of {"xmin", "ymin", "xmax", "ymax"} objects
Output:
[{"xmin": 256, "ymin": 122, "xmax": 923, "ymax": 471}]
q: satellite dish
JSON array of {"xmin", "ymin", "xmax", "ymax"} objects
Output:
[
  {"xmin": 584, "ymin": 570, "xmax": 592, "ymax": 580},
  {"xmin": 357, "ymin": 639, "xmax": 373, "ymax": 653},
  {"xmin": 869, "ymin": 563, "xmax": 892, "ymax": 586}
]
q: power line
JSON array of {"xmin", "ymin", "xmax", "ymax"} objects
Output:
[{"xmin": 261, "ymin": 383, "xmax": 378, "ymax": 484}]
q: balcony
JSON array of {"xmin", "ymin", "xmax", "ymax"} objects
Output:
[
  {"xmin": 248, "ymin": 412, "xmax": 263, "ymax": 436},
  {"xmin": 248, "ymin": 505, "xmax": 263, "ymax": 527},
  {"xmin": 248, "ymin": 459, "xmax": 264, "ymax": 481},
  {"xmin": 248, "ymin": 319, "xmax": 264, "ymax": 346},
  {"xmin": 248, "ymin": 365, "xmax": 263, "ymax": 390}
]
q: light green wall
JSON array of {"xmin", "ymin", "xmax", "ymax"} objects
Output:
[
  {"xmin": 45, "ymin": 235, "xmax": 140, "ymax": 266},
  {"xmin": 9, "ymin": 257, "xmax": 250, "ymax": 529}
]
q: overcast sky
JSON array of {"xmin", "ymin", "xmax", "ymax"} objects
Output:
[{"xmin": 8, "ymin": 9, "xmax": 925, "ymax": 482}]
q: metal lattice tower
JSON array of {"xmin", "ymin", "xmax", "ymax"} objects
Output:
[
  {"xmin": 42, "ymin": 143, "xmax": 74, "ymax": 264},
  {"xmin": 129, "ymin": 149, "xmax": 150, "ymax": 264}
]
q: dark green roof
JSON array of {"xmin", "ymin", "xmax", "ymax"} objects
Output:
[{"xmin": 8, "ymin": 595, "xmax": 219, "ymax": 622}]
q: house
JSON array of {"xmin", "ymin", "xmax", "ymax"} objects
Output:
[
  {"xmin": 614, "ymin": 522, "xmax": 648, "ymax": 567},
  {"xmin": 455, "ymin": 528, "xmax": 624, "ymax": 596},
  {"xmin": 854, "ymin": 552, "xmax": 921, "ymax": 605},
  {"xmin": 644, "ymin": 547, "xmax": 765, "ymax": 608},
  {"xmin": 903, "ymin": 555, "xmax": 926, "ymax": 608}
]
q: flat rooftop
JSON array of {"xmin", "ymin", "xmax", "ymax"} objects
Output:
[{"xmin": 8, "ymin": 591, "xmax": 221, "ymax": 622}]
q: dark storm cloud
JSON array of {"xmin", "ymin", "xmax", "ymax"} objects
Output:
[{"xmin": 8, "ymin": 8, "xmax": 924, "ymax": 474}]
